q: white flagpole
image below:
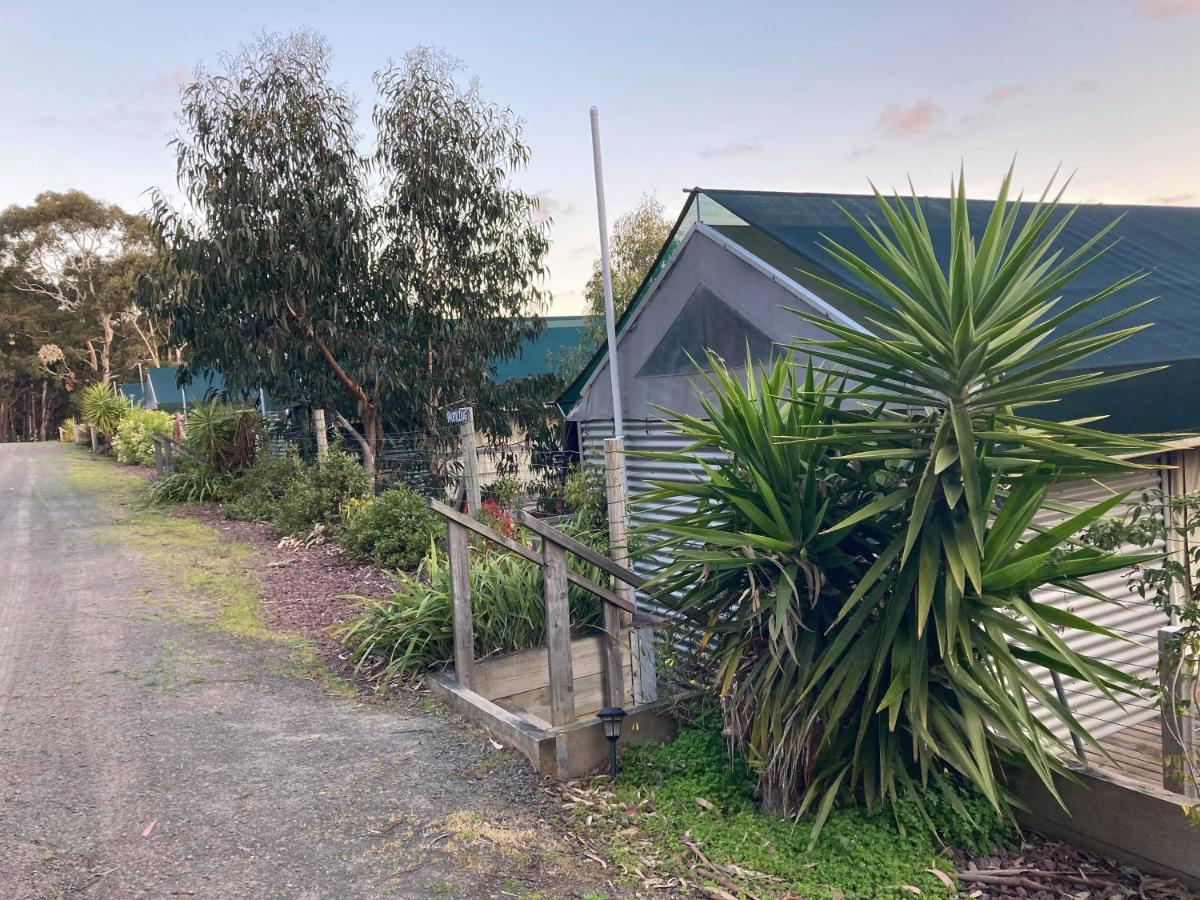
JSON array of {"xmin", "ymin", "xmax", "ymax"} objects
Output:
[{"xmin": 590, "ymin": 106, "xmax": 625, "ymax": 443}]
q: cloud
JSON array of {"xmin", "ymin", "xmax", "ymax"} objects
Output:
[
  {"xmin": 985, "ymin": 84, "xmax": 1023, "ymax": 104},
  {"xmin": 1149, "ymin": 192, "xmax": 1198, "ymax": 204},
  {"xmin": 699, "ymin": 137, "xmax": 762, "ymax": 159},
  {"xmin": 1072, "ymin": 79, "xmax": 1100, "ymax": 94},
  {"xmin": 875, "ymin": 98, "xmax": 944, "ymax": 139},
  {"xmin": 534, "ymin": 191, "xmax": 579, "ymax": 221},
  {"xmin": 1140, "ymin": 0, "xmax": 1200, "ymax": 18},
  {"xmin": 156, "ymin": 67, "xmax": 190, "ymax": 92}
]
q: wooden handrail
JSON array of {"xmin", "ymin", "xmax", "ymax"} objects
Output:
[
  {"xmin": 516, "ymin": 510, "xmax": 646, "ymax": 590},
  {"xmin": 427, "ymin": 495, "xmax": 649, "ymax": 724},
  {"xmin": 427, "ymin": 499, "xmax": 638, "ymax": 614}
]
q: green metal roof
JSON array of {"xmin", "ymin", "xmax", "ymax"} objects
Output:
[
  {"xmin": 491, "ymin": 316, "xmax": 587, "ymax": 382},
  {"xmin": 560, "ymin": 188, "xmax": 1200, "ymax": 433},
  {"xmin": 144, "ymin": 366, "xmax": 227, "ymax": 411},
  {"xmin": 119, "ymin": 382, "xmax": 144, "ymax": 406}
]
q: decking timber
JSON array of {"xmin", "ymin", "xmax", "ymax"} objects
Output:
[{"xmin": 1085, "ymin": 716, "xmax": 1165, "ymax": 793}]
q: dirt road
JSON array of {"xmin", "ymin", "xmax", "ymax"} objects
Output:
[{"xmin": 0, "ymin": 444, "xmax": 610, "ymax": 899}]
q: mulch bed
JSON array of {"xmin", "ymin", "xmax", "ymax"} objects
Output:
[
  {"xmin": 172, "ymin": 505, "xmax": 398, "ymax": 675},
  {"xmin": 954, "ymin": 837, "xmax": 1196, "ymax": 899}
]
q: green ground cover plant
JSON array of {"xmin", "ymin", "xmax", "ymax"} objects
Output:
[
  {"xmin": 585, "ymin": 716, "xmax": 1011, "ymax": 899},
  {"xmin": 338, "ymin": 484, "xmax": 445, "ymax": 570}
]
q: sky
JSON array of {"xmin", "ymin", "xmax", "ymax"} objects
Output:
[{"xmin": 1, "ymin": 0, "xmax": 1198, "ymax": 316}]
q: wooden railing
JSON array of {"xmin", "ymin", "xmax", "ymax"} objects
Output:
[
  {"xmin": 151, "ymin": 433, "xmax": 196, "ymax": 477},
  {"xmin": 427, "ymin": 498, "xmax": 647, "ymax": 727}
]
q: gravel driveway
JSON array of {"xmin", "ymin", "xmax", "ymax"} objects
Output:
[{"xmin": 0, "ymin": 444, "xmax": 614, "ymax": 899}]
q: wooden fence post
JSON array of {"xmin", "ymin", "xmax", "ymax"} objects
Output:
[
  {"xmin": 164, "ymin": 439, "xmax": 175, "ymax": 475},
  {"xmin": 448, "ymin": 520, "xmax": 475, "ymax": 690},
  {"xmin": 605, "ymin": 437, "xmax": 657, "ymax": 704},
  {"xmin": 153, "ymin": 438, "xmax": 164, "ymax": 477},
  {"xmin": 313, "ymin": 408, "xmax": 329, "ymax": 460},
  {"xmin": 1160, "ymin": 625, "xmax": 1199, "ymax": 797},
  {"xmin": 542, "ymin": 539, "xmax": 576, "ymax": 726},
  {"xmin": 460, "ymin": 407, "xmax": 482, "ymax": 516},
  {"xmin": 89, "ymin": 425, "xmax": 98, "ymax": 454}
]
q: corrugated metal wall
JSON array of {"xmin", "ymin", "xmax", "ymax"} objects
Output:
[
  {"xmin": 581, "ymin": 418, "xmax": 1168, "ymax": 744},
  {"xmin": 1031, "ymin": 469, "xmax": 1168, "ymax": 741}
]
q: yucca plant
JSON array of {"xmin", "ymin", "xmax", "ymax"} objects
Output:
[
  {"xmin": 79, "ymin": 383, "xmax": 128, "ymax": 438},
  {"xmin": 645, "ymin": 168, "xmax": 1167, "ymax": 841}
]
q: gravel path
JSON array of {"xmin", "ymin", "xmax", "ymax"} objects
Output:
[{"xmin": 0, "ymin": 444, "xmax": 614, "ymax": 899}]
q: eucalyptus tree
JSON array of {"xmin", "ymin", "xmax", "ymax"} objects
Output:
[
  {"xmin": 372, "ymin": 47, "xmax": 549, "ymax": 438},
  {"xmin": 149, "ymin": 33, "xmax": 382, "ymax": 468},
  {"xmin": 151, "ymin": 35, "xmax": 551, "ymax": 476},
  {"xmin": 0, "ymin": 190, "xmax": 150, "ymax": 388}
]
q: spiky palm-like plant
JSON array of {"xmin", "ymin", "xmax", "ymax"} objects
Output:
[{"xmin": 644, "ymin": 169, "xmax": 1166, "ymax": 840}]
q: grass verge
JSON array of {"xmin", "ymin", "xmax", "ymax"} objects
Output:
[{"xmin": 64, "ymin": 451, "xmax": 350, "ymax": 692}]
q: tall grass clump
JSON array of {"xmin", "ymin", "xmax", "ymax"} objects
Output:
[
  {"xmin": 338, "ymin": 518, "xmax": 608, "ymax": 685},
  {"xmin": 644, "ymin": 168, "xmax": 1164, "ymax": 841}
]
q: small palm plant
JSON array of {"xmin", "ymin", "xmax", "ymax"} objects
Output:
[{"xmin": 645, "ymin": 168, "xmax": 1166, "ymax": 840}]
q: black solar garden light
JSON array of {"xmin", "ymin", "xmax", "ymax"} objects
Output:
[{"xmin": 597, "ymin": 706, "xmax": 627, "ymax": 779}]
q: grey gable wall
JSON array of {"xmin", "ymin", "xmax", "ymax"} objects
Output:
[{"xmin": 569, "ymin": 224, "xmax": 837, "ymax": 422}]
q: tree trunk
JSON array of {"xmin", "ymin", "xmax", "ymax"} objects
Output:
[
  {"xmin": 100, "ymin": 313, "xmax": 115, "ymax": 386},
  {"xmin": 361, "ymin": 402, "xmax": 379, "ymax": 481},
  {"xmin": 313, "ymin": 408, "xmax": 329, "ymax": 460},
  {"xmin": 38, "ymin": 381, "xmax": 48, "ymax": 441}
]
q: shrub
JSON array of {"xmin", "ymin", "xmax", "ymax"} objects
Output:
[
  {"xmin": 79, "ymin": 383, "xmax": 128, "ymax": 438},
  {"xmin": 338, "ymin": 485, "xmax": 445, "ymax": 571},
  {"xmin": 184, "ymin": 401, "xmax": 260, "ymax": 472},
  {"xmin": 338, "ymin": 520, "xmax": 607, "ymax": 684},
  {"xmin": 144, "ymin": 463, "xmax": 233, "ymax": 504},
  {"xmin": 113, "ymin": 408, "xmax": 173, "ymax": 466},
  {"xmin": 223, "ymin": 451, "xmax": 306, "ymax": 522},
  {"xmin": 563, "ymin": 464, "xmax": 606, "ymax": 532},
  {"xmin": 60, "ymin": 416, "xmax": 77, "ymax": 442},
  {"xmin": 271, "ymin": 449, "xmax": 371, "ymax": 536},
  {"xmin": 483, "ymin": 474, "xmax": 523, "ymax": 510}
]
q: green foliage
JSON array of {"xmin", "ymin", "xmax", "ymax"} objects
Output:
[
  {"xmin": 645, "ymin": 169, "xmax": 1164, "ymax": 839},
  {"xmin": 150, "ymin": 34, "xmax": 549, "ymax": 474},
  {"xmin": 338, "ymin": 520, "xmax": 607, "ymax": 684},
  {"xmin": 482, "ymin": 474, "xmax": 523, "ymax": 510},
  {"xmin": 144, "ymin": 464, "xmax": 233, "ymax": 504},
  {"xmin": 271, "ymin": 449, "xmax": 371, "ymax": 536},
  {"xmin": 184, "ymin": 401, "xmax": 260, "ymax": 473},
  {"xmin": 600, "ymin": 723, "xmax": 1010, "ymax": 899},
  {"xmin": 79, "ymin": 383, "xmax": 128, "ymax": 437},
  {"xmin": 113, "ymin": 408, "xmax": 172, "ymax": 466},
  {"xmin": 223, "ymin": 451, "xmax": 306, "ymax": 522},
  {"xmin": 563, "ymin": 464, "xmax": 607, "ymax": 532},
  {"xmin": 338, "ymin": 485, "xmax": 445, "ymax": 571}
]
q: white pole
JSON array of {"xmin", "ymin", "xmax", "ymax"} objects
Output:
[{"xmin": 590, "ymin": 107, "xmax": 625, "ymax": 443}]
